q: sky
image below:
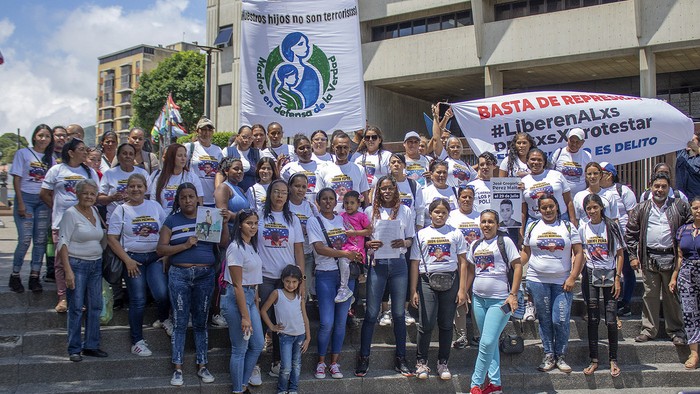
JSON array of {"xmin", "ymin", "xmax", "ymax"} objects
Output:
[{"xmin": 0, "ymin": 0, "xmax": 206, "ymax": 141}]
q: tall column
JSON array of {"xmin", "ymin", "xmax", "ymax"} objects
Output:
[
  {"xmin": 639, "ymin": 47, "xmax": 656, "ymax": 98},
  {"xmin": 484, "ymin": 66, "xmax": 503, "ymax": 97}
]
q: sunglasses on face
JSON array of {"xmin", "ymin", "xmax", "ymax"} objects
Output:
[{"xmin": 364, "ymin": 135, "xmax": 379, "ymax": 141}]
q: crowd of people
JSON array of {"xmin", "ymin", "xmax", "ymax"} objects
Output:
[{"xmin": 7, "ymin": 105, "xmax": 700, "ymax": 393}]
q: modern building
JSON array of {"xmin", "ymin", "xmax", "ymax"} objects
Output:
[
  {"xmin": 96, "ymin": 42, "xmax": 199, "ymax": 144},
  {"xmin": 206, "ymin": 0, "xmax": 700, "ymax": 140}
]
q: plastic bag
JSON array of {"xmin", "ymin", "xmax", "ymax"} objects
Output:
[{"xmin": 100, "ymin": 279, "xmax": 114, "ymax": 325}]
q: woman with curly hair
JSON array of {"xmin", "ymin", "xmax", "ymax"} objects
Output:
[{"xmin": 498, "ymin": 132, "xmax": 536, "ymax": 178}]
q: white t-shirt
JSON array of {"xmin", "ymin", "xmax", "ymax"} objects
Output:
[
  {"xmin": 447, "ymin": 209, "xmax": 482, "ymax": 246},
  {"xmin": 552, "ymin": 148, "xmax": 592, "ymax": 196},
  {"xmin": 522, "ymin": 170, "xmax": 571, "ymax": 219},
  {"xmin": 100, "ymin": 166, "xmax": 149, "ymax": 221},
  {"xmin": 107, "ymin": 200, "xmax": 167, "ymax": 253},
  {"xmin": 468, "ymin": 179, "xmax": 492, "ymax": 213},
  {"xmin": 99, "ymin": 155, "xmax": 113, "ymax": 174},
  {"xmin": 352, "ymin": 150, "xmax": 393, "ymax": 189},
  {"xmin": 280, "ymin": 160, "xmax": 320, "ymax": 202},
  {"xmin": 499, "ymin": 157, "xmax": 530, "ymax": 177},
  {"xmin": 57, "ymin": 206, "xmax": 104, "ymax": 260},
  {"xmin": 257, "ymin": 211, "xmax": 304, "ymax": 279},
  {"xmin": 225, "ymin": 241, "xmax": 263, "ymax": 286},
  {"xmin": 445, "ymin": 156, "xmax": 477, "ymax": 188},
  {"xmin": 579, "ymin": 221, "xmax": 622, "ymax": 270},
  {"xmin": 10, "ymin": 148, "xmax": 51, "ymax": 195},
  {"xmin": 42, "ymin": 164, "xmax": 99, "ymax": 229},
  {"xmin": 524, "ymin": 220, "xmax": 581, "ymax": 284},
  {"xmin": 246, "ymin": 183, "xmax": 269, "ymax": 212},
  {"xmin": 312, "ymin": 152, "xmax": 334, "ymax": 163},
  {"xmin": 411, "ymin": 225, "xmax": 467, "ymax": 274},
  {"xmin": 222, "ymin": 146, "xmax": 274, "ymax": 172},
  {"xmin": 604, "ymin": 184, "xmax": 637, "ymax": 236},
  {"xmin": 469, "ymin": 235, "xmax": 520, "ymax": 299},
  {"xmin": 364, "ymin": 205, "xmax": 416, "ymax": 255},
  {"xmin": 148, "ymin": 170, "xmax": 204, "ymax": 211},
  {"xmin": 396, "ymin": 178, "xmax": 425, "ymax": 227},
  {"xmin": 185, "ymin": 142, "xmax": 223, "ymax": 205},
  {"xmin": 316, "ymin": 161, "xmax": 370, "ymax": 213},
  {"xmin": 268, "ymin": 144, "xmax": 297, "ymax": 162},
  {"xmin": 422, "ymin": 184, "xmax": 459, "ymax": 226},
  {"xmin": 405, "ymin": 155, "xmax": 432, "ymax": 187},
  {"xmin": 573, "ymin": 188, "xmax": 620, "ymax": 225},
  {"xmin": 289, "ymin": 199, "xmax": 319, "ymax": 254},
  {"xmin": 307, "ymin": 214, "xmax": 348, "ymax": 271}
]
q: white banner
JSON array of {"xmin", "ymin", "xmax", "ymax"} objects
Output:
[
  {"xmin": 451, "ymin": 91, "xmax": 693, "ymax": 165},
  {"xmin": 240, "ymin": 0, "xmax": 365, "ymax": 135}
]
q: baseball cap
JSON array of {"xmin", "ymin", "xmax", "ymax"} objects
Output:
[
  {"xmin": 599, "ymin": 161, "xmax": 617, "ymax": 177},
  {"xmin": 196, "ymin": 117, "xmax": 215, "ymax": 130},
  {"xmin": 567, "ymin": 127, "xmax": 585, "ymax": 140},
  {"xmin": 403, "ymin": 131, "xmax": 420, "ymax": 142}
]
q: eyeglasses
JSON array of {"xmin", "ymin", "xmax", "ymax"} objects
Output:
[
  {"xmin": 271, "ymin": 190, "xmax": 289, "ymax": 196},
  {"xmin": 364, "ymin": 135, "xmax": 379, "ymax": 141}
]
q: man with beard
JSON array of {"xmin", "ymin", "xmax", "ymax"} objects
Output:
[{"xmin": 626, "ymin": 172, "xmax": 690, "ymax": 345}]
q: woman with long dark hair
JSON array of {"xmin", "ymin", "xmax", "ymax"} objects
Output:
[
  {"xmin": 498, "ymin": 132, "xmax": 536, "ymax": 178},
  {"xmin": 98, "ymin": 130, "xmax": 118, "ymax": 173},
  {"xmin": 246, "ymin": 157, "xmax": 279, "ymax": 212},
  {"xmin": 149, "ymin": 143, "xmax": 203, "ymax": 211},
  {"xmin": 9, "ymin": 124, "xmax": 54, "ymax": 293},
  {"xmin": 353, "ymin": 126, "xmax": 393, "ymax": 190},
  {"xmin": 281, "ymin": 134, "xmax": 319, "ymax": 202}
]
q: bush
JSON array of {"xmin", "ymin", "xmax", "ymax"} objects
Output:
[{"xmin": 175, "ymin": 131, "xmax": 234, "ymax": 148}]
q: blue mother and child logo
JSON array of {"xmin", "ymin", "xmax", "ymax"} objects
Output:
[{"xmin": 256, "ymin": 32, "xmax": 339, "ymax": 117}]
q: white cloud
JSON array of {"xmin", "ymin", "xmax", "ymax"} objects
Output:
[{"xmin": 0, "ymin": 0, "xmax": 205, "ymax": 143}]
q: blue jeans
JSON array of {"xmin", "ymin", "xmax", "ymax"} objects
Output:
[
  {"xmin": 258, "ymin": 276, "xmax": 282, "ymax": 363},
  {"xmin": 527, "ymin": 280, "xmax": 573, "ymax": 357},
  {"xmin": 66, "ymin": 257, "xmax": 102, "ymax": 355},
  {"xmin": 123, "ymin": 252, "xmax": 169, "ymax": 344},
  {"xmin": 221, "ymin": 284, "xmax": 264, "ymax": 393},
  {"xmin": 470, "ymin": 295, "xmax": 510, "ymax": 387},
  {"xmin": 168, "ymin": 265, "xmax": 215, "ymax": 365},
  {"xmin": 360, "ymin": 257, "xmax": 408, "ymax": 358},
  {"xmin": 278, "ymin": 333, "xmax": 305, "ymax": 392},
  {"xmin": 315, "ymin": 269, "xmax": 355, "ymax": 357},
  {"xmin": 13, "ymin": 192, "xmax": 50, "ymax": 273}
]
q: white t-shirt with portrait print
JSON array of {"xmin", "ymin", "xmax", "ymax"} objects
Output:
[
  {"xmin": 521, "ymin": 169, "xmax": 571, "ymax": 219},
  {"xmin": 552, "ymin": 148, "xmax": 592, "ymax": 196},
  {"xmin": 289, "ymin": 199, "xmax": 319, "ymax": 255},
  {"xmin": 579, "ymin": 220, "xmax": 622, "ymax": 270},
  {"xmin": 573, "ymin": 188, "xmax": 621, "ymax": 225},
  {"xmin": 405, "ymin": 155, "xmax": 432, "ymax": 187},
  {"xmin": 447, "ymin": 209, "xmax": 482, "ymax": 247},
  {"xmin": 421, "ymin": 184, "xmax": 459, "ymax": 226},
  {"xmin": 100, "ymin": 166, "xmax": 149, "ymax": 221},
  {"xmin": 524, "ymin": 219, "xmax": 581, "ymax": 285},
  {"xmin": 42, "ymin": 163, "xmax": 99, "ymax": 229},
  {"xmin": 410, "ymin": 224, "xmax": 467, "ymax": 274},
  {"xmin": 257, "ymin": 211, "xmax": 304, "ymax": 279},
  {"xmin": 468, "ymin": 235, "xmax": 520, "ymax": 299},
  {"xmin": 147, "ymin": 170, "xmax": 204, "ymax": 212},
  {"xmin": 184, "ymin": 142, "xmax": 223, "ymax": 205},
  {"xmin": 445, "ymin": 156, "xmax": 478, "ymax": 188},
  {"xmin": 467, "ymin": 178, "xmax": 492, "ymax": 214},
  {"xmin": 315, "ymin": 161, "xmax": 369, "ymax": 213},
  {"xmin": 352, "ymin": 150, "xmax": 393, "ymax": 190},
  {"xmin": 363, "ymin": 205, "xmax": 416, "ymax": 255},
  {"xmin": 499, "ymin": 156, "xmax": 530, "ymax": 177},
  {"xmin": 107, "ymin": 200, "xmax": 167, "ymax": 253},
  {"xmin": 280, "ymin": 160, "xmax": 320, "ymax": 202},
  {"xmin": 307, "ymin": 214, "xmax": 348, "ymax": 271},
  {"xmin": 10, "ymin": 147, "xmax": 52, "ymax": 195}
]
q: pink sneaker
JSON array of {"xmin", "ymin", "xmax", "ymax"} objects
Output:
[
  {"xmin": 329, "ymin": 362, "xmax": 343, "ymax": 379},
  {"xmin": 314, "ymin": 362, "xmax": 326, "ymax": 379}
]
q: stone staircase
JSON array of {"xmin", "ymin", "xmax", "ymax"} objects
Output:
[{"xmin": 1, "ymin": 277, "xmax": 699, "ymax": 394}]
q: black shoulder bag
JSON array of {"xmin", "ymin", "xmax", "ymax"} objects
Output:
[{"xmin": 415, "ymin": 233, "xmax": 455, "ymax": 292}]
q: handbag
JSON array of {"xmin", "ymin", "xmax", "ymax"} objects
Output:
[
  {"xmin": 499, "ymin": 333, "xmax": 524, "ymax": 354},
  {"xmin": 415, "ymin": 234, "xmax": 456, "ymax": 292},
  {"xmin": 648, "ymin": 253, "xmax": 675, "ymax": 272},
  {"xmin": 316, "ymin": 217, "xmax": 363, "ymax": 280},
  {"xmin": 591, "ymin": 267, "xmax": 615, "ymax": 288},
  {"xmin": 101, "ymin": 206, "xmax": 124, "ymax": 285}
]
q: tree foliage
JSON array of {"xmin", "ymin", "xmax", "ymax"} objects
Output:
[
  {"xmin": 131, "ymin": 51, "xmax": 206, "ymax": 133},
  {"xmin": 0, "ymin": 132, "xmax": 29, "ymax": 164}
]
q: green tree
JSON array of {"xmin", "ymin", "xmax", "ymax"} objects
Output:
[
  {"xmin": 131, "ymin": 51, "xmax": 206, "ymax": 133},
  {"xmin": 0, "ymin": 132, "xmax": 29, "ymax": 164}
]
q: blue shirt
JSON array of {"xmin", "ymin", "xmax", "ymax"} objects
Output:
[
  {"xmin": 163, "ymin": 212, "xmax": 216, "ymax": 265},
  {"xmin": 676, "ymin": 223, "xmax": 700, "ymax": 260}
]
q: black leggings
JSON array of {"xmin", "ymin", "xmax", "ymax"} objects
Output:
[{"xmin": 586, "ymin": 266, "xmax": 618, "ymax": 362}]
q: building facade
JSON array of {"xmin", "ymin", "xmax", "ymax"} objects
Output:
[
  {"xmin": 206, "ymin": 0, "xmax": 700, "ymax": 140},
  {"xmin": 96, "ymin": 42, "xmax": 198, "ymax": 144}
]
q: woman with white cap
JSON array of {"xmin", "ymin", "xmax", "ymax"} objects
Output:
[
  {"xmin": 549, "ymin": 127, "xmax": 592, "ymax": 196},
  {"xmin": 184, "ymin": 117, "xmax": 223, "ymax": 207}
]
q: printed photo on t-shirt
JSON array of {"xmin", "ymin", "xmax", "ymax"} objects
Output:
[
  {"xmin": 132, "ymin": 216, "xmax": 160, "ymax": 236},
  {"xmin": 303, "ymin": 171, "xmax": 316, "ymax": 192},
  {"xmin": 331, "ymin": 175, "xmax": 353, "ymax": 200},
  {"xmin": 560, "ymin": 161, "xmax": 582, "ymax": 178},
  {"xmin": 473, "ymin": 249, "xmax": 495, "ymax": 273},
  {"xmin": 28, "ymin": 162, "xmax": 47, "ymax": 182},
  {"xmin": 116, "ymin": 179, "xmax": 128, "ymax": 193},
  {"xmin": 458, "ymin": 223, "xmax": 481, "ymax": 245},
  {"xmin": 452, "ymin": 164, "xmax": 469, "ymax": 183},
  {"xmin": 406, "ymin": 163, "xmax": 425, "ymax": 186},
  {"xmin": 428, "ymin": 238, "xmax": 451, "ymax": 262},
  {"xmin": 536, "ymin": 231, "xmax": 565, "ymax": 252},
  {"xmin": 263, "ymin": 223, "xmax": 289, "ymax": 248},
  {"xmin": 527, "ymin": 182, "xmax": 554, "ymax": 201},
  {"xmin": 586, "ymin": 235, "xmax": 609, "ymax": 262},
  {"xmin": 63, "ymin": 175, "xmax": 85, "ymax": 194},
  {"xmin": 198, "ymin": 156, "xmax": 219, "ymax": 178},
  {"xmin": 327, "ymin": 227, "xmax": 347, "ymax": 250},
  {"xmin": 364, "ymin": 163, "xmax": 376, "ymax": 185},
  {"xmin": 399, "ymin": 192, "xmax": 413, "ymax": 208}
]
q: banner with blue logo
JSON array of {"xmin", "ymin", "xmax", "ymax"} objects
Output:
[
  {"xmin": 451, "ymin": 91, "xmax": 693, "ymax": 165},
  {"xmin": 240, "ymin": 0, "xmax": 365, "ymax": 134}
]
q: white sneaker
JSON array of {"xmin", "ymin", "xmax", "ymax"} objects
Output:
[
  {"xmin": 524, "ymin": 301, "xmax": 536, "ymax": 321},
  {"xmin": 197, "ymin": 367, "xmax": 215, "ymax": 383},
  {"xmin": 162, "ymin": 318, "xmax": 174, "ymax": 337},
  {"xmin": 334, "ymin": 286, "xmax": 353, "ymax": 303},
  {"xmin": 379, "ymin": 311, "xmax": 392, "ymax": 326},
  {"xmin": 248, "ymin": 365, "xmax": 262, "ymax": 386},
  {"xmin": 405, "ymin": 310, "xmax": 415, "ymax": 326},
  {"xmin": 170, "ymin": 369, "xmax": 183, "ymax": 386},
  {"xmin": 269, "ymin": 361, "xmax": 280, "ymax": 377},
  {"xmin": 131, "ymin": 340, "xmax": 152, "ymax": 357},
  {"xmin": 212, "ymin": 314, "xmax": 228, "ymax": 328},
  {"xmin": 152, "ymin": 319, "xmax": 164, "ymax": 328}
]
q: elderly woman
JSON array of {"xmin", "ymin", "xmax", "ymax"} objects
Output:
[
  {"xmin": 98, "ymin": 130, "xmax": 118, "ymax": 173},
  {"xmin": 58, "ymin": 179, "xmax": 107, "ymax": 362}
]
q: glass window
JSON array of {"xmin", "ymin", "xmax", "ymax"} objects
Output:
[
  {"xmin": 456, "ymin": 11, "xmax": 471, "ymax": 27},
  {"xmin": 565, "ymin": 0, "xmax": 581, "ymax": 9},
  {"xmin": 413, "ymin": 19, "xmax": 426, "ymax": 34},
  {"xmin": 547, "ymin": 0, "xmax": 564, "ymax": 11},
  {"xmin": 583, "ymin": 0, "xmax": 599, "ymax": 6},
  {"xmin": 385, "ymin": 24, "xmax": 398, "ymax": 39},
  {"xmin": 441, "ymin": 14, "xmax": 455, "ymax": 29},
  {"xmin": 530, "ymin": 0, "xmax": 546, "ymax": 14},
  {"xmin": 213, "ymin": 26, "xmax": 233, "ymax": 47},
  {"xmin": 427, "ymin": 16, "xmax": 441, "ymax": 32},
  {"xmin": 512, "ymin": 2, "xmax": 528, "ymax": 17},
  {"xmin": 495, "ymin": 4, "xmax": 511, "ymax": 21},
  {"xmin": 372, "ymin": 26, "xmax": 384, "ymax": 42},
  {"xmin": 218, "ymin": 84, "xmax": 232, "ymax": 107},
  {"xmin": 399, "ymin": 21, "xmax": 412, "ymax": 37}
]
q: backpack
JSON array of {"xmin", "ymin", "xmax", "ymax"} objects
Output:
[{"xmin": 407, "ymin": 178, "xmax": 417, "ymax": 201}]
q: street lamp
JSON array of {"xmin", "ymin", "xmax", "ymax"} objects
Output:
[{"xmin": 192, "ymin": 42, "xmax": 222, "ymax": 119}]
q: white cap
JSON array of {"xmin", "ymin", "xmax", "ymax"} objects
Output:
[{"xmin": 567, "ymin": 127, "xmax": 585, "ymax": 140}]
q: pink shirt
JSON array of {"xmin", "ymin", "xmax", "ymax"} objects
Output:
[{"xmin": 340, "ymin": 211, "xmax": 370, "ymax": 260}]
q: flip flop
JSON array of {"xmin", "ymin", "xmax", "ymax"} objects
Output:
[
  {"xmin": 610, "ymin": 361, "xmax": 621, "ymax": 377},
  {"xmin": 583, "ymin": 361, "xmax": 598, "ymax": 376},
  {"xmin": 684, "ymin": 354, "xmax": 699, "ymax": 370}
]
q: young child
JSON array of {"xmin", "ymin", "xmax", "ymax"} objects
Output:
[
  {"xmin": 338, "ymin": 191, "xmax": 371, "ymax": 303},
  {"xmin": 260, "ymin": 265, "xmax": 311, "ymax": 394}
]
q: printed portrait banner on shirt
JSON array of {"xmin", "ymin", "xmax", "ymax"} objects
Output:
[
  {"xmin": 490, "ymin": 177, "xmax": 522, "ymax": 229},
  {"xmin": 240, "ymin": 0, "xmax": 365, "ymax": 134},
  {"xmin": 451, "ymin": 91, "xmax": 694, "ymax": 165}
]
